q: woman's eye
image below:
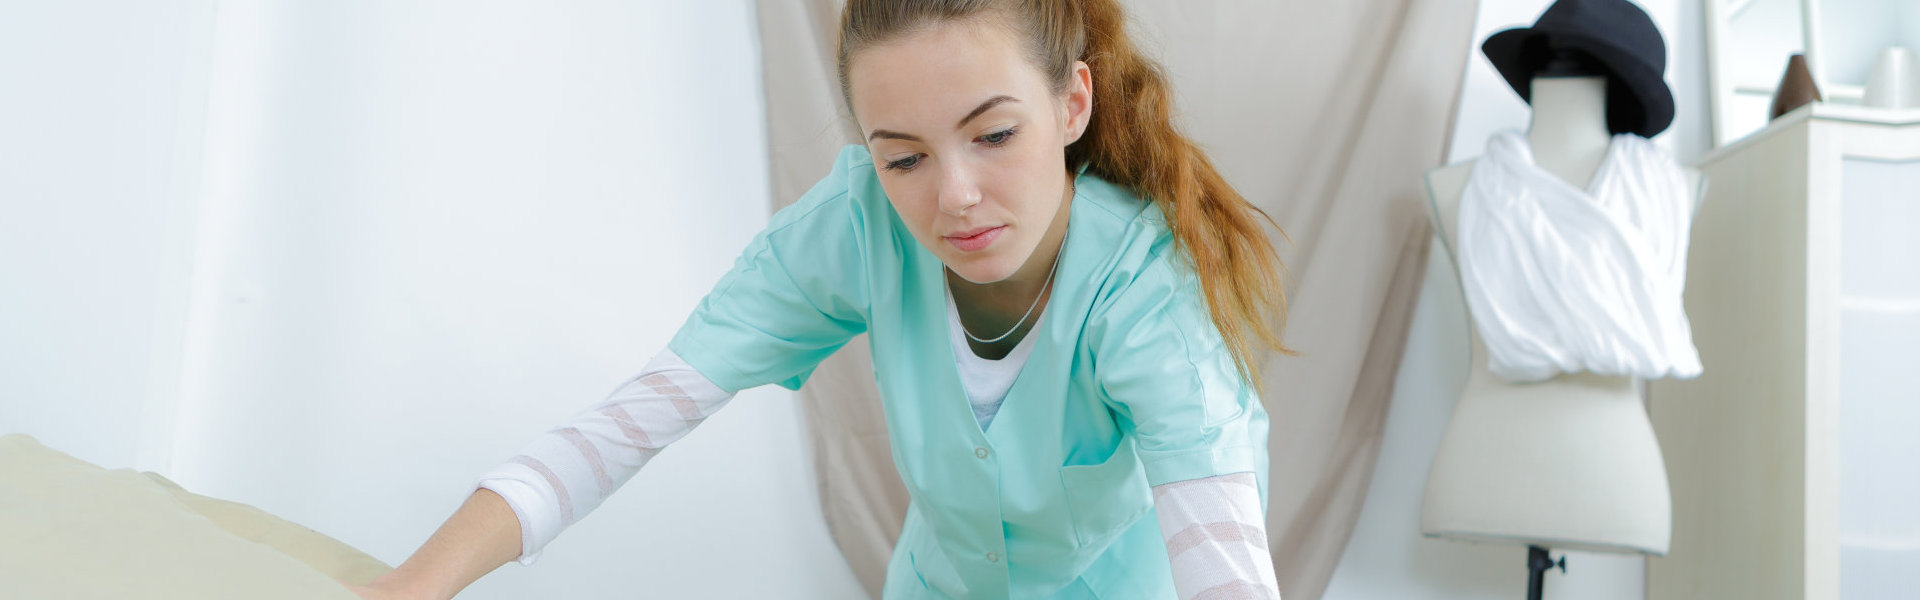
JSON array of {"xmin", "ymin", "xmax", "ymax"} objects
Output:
[
  {"xmin": 881, "ymin": 130, "xmax": 1011, "ymax": 173},
  {"xmin": 979, "ymin": 127, "xmax": 1018, "ymax": 146},
  {"xmin": 884, "ymin": 154, "xmax": 921, "ymax": 172}
]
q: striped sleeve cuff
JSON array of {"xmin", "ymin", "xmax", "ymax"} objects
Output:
[
  {"xmin": 1153, "ymin": 471, "xmax": 1281, "ymax": 599},
  {"xmin": 474, "ymin": 475, "xmax": 553, "ymax": 566},
  {"xmin": 469, "ymin": 347, "xmax": 735, "ymax": 565}
]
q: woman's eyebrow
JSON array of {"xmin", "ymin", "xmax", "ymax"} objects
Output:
[
  {"xmin": 867, "ymin": 95, "xmax": 1021, "ymax": 142},
  {"xmin": 955, "ymin": 95, "xmax": 1018, "ymax": 129}
]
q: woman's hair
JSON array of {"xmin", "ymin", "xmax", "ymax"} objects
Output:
[{"xmin": 837, "ymin": 0, "xmax": 1293, "ymax": 395}]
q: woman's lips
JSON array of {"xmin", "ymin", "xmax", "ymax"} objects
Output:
[{"xmin": 944, "ymin": 226, "xmax": 1005, "ymax": 252}]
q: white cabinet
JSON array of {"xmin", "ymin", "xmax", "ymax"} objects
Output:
[{"xmin": 1648, "ymin": 103, "xmax": 1920, "ymax": 600}]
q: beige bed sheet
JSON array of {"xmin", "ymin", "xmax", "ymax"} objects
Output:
[{"xmin": 0, "ymin": 433, "xmax": 391, "ymax": 599}]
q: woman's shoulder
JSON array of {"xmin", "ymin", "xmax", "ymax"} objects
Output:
[
  {"xmin": 1074, "ymin": 172, "xmax": 1179, "ymax": 267},
  {"xmin": 1072, "ymin": 174, "xmax": 1196, "ymax": 324},
  {"xmin": 1073, "ymin": 171, "xmax": 1179, "ymax": 260},
  {"xmin": 756, "ymin": 145, "xmax": 892, "ymax": 251},
  {"xmin": 1074, "ymin": 172, "xmax": 1155, "ymax": 225}
]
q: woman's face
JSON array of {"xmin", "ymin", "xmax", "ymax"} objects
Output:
[{"xmin": 847, "ymin": 17, "xmax": 1090, "ymax": 284}]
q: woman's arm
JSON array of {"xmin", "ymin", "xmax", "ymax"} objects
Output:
[
  {"xmin": 1154, "ymin": 472, "xmax": 1282, "ymax": 599},
  {"xmin": 339, "ymin": 488, "xmax": 523, "ymax": 600},
  {"xmin": 339, "ymin": 146, "xmax": 870, "ymax": 599},
  {"xmin": 342, "ymin": 348, "xmax": 737, "ymax": 599},
  {"xmin": 471, "ymin": 349, "xmax": 735, "ymax": 565}
]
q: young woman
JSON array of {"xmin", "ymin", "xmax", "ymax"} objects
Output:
[{"xmin": 342, "ymin": 1, "xmax": 1290, "ymax": 598}]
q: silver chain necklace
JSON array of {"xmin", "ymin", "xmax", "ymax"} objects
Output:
[{"xmin": 960, "ymin": 246, "xmax": 1061, "ymax": 344}]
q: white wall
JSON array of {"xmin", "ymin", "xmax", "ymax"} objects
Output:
[
  {"xmin": 1819, "ymin": 0, "xmax": 1916, "ymax": 87},
  {"xmin": 0, "ymin": 1, "xmax": 865, "ymax": 598},
  {"xmin": 0, "ymin": 0, "xmax": 206, "ymax": 474},
  {"xmin": 1322, "ymin": 1, "xmax": 1710, "ymax": 599}
]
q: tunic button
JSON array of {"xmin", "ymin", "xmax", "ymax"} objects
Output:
[
  {"xmin": 986, "ymin": 551, "xmax": 1000, "ymax": 563},
  {"xmin": 974, "ymin": 447, "xmax": 989, "ymax": 459}
]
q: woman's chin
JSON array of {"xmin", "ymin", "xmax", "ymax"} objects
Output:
[{"xmin": 942, "ymin": 258, "xmax": 1018, "ymax": 285}]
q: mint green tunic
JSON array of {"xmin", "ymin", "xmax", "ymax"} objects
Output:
[{"xmin": 668, "ymin": 144, "xmax": 1269, "ymax": 599}]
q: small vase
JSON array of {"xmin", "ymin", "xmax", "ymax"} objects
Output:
[
  {"xmin": 1863, "ymin": 47, "xmax": 1920, "ymax": 110},
  {"xmin": 1770, "ymin": 53, "xmax": 1823, "ymax": 120}
]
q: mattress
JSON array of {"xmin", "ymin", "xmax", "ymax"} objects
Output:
[{"xmin": 0, "ymin": 433, "xmax": 391, "ymax": 599}]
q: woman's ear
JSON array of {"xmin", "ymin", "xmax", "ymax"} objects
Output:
[{"xmin": 1064, "ymin": 60, "xmax": 1093, "ymax": 145}]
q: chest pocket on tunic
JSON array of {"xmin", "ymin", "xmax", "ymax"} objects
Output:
[{"xmin": 1058, "ymin": 440, "xmax": 1153, "ymax": 548}]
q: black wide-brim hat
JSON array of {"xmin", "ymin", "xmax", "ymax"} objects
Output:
[{"xmin": 1483, "ymin": 0, "xmax": 1674, "ymax": 138}]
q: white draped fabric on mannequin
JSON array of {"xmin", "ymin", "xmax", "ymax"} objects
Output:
[
  {"xmin": 751, "ymin": 2, "xmax": 1477, "ymax": 598},
  {"xmin": 1458, "ymin": 130, "xmax": 1702, "ymax": 383}
]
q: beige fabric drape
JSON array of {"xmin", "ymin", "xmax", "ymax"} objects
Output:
[{"xmin": 752, "ymin": 2, "xmax": 1475, "ymax": 598}]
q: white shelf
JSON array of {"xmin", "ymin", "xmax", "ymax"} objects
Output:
[
  {"xmin": 1698, "ymin": 102, "xmax": 1920, "ymax": 168},
  {"xmin": 1839, "ymin": 295, "xmax": 1920, "ymax": 314},
  {"xmin": 1838, "ymin": 534, "xmax": 1920, "ymax": 553}
]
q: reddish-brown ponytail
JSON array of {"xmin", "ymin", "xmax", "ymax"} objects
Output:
[{"xmin": 839, "ymin": 0, "xmax": 1293, "ymax": 394}]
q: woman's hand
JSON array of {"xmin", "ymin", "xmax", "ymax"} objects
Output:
[
  {"xmin": 331, "ymin": 488, "xmax": 524, "ymax": 600},
  {"xmin": 335, "ymin": 574, "xmax": 428, "ymax": 600}
]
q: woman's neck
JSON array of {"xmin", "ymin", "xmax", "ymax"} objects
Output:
[
  {"xmin": 947, "ymin": 168, "xmax": 1074, "ymax": 336},
  {"xmin": 1526, "ymin": 75, "xmax": 1612, "ymax": 189}
]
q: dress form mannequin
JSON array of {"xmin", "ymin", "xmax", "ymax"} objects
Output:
[{"xmin": 1419, "ymin": 64, "xmax": 1703, "ymax": 557}]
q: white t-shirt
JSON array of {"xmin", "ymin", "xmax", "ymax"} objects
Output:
[{"xmin": 943, "ymin": 278, "xmax": 1042, "ymax": 432}]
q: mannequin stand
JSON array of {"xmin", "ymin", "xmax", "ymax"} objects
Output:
[{"xmin": 1526, "ymin": 545, "xmax": 1566, "ymax": 600}]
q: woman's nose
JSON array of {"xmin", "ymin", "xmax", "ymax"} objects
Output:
[{"xmin": 937, "ymin": 164, "xmax": 982, "ymax": 217}]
